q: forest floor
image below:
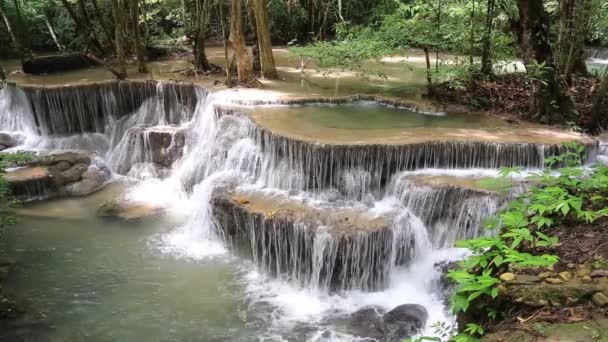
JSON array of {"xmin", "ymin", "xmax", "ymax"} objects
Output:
[
  {"xmin": 432, "ymin": 74, "xmax": 603, "ymax": 131},
  {"xmin": 479, "ymin": 217, "xmax": 608, "ymax": 341}
]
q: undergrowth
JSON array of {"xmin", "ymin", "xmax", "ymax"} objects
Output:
[{"xmin": 409, "ymin": 141, "xmax": 608, "ymax": 342}]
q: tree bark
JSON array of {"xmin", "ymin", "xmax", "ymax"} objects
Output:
[
  {"xmin": 513, "ymin": 0, "xmax": 575, "ymax": 124},
  {"xmin": 480, "ymin": 0, "xmax": 495, "ymax": 76},
  {"xmin": 423, "ymin": 46, "xmax": 432, "ymax": 89},
  {"xmin": 229, "ymin": 0, "xmax": 253, "ymax": 84},
  {"xmin": 110, "ymin": 0, "xmax": 127, "ymax": 79},
  {"xmin": 252, "ymin": 0, "xmax": 277, "ymax": 79},
  {"xmin": 129, "ymin": 0, "xmax": 147, "ymax": 73}
]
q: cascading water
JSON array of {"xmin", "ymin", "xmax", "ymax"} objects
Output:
[{"xmin": 1, "ymin": 80, "xmax": 595, "ymax": 340}]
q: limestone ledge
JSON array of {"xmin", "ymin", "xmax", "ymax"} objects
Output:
[
  {"xmin": 6, "ymin": 151, "xmax": 110, "ymax": 202},
  {"xmin": 212, "ymin": 189, "xmax": 407, "ymax": 291}
]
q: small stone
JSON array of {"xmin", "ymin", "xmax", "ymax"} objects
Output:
[
  {"xmin": 591, "ymin": 292, "xmax": 608, "ymax": 307},
  {"xmin": 559, "ymin": 271, "xmax": 572, "ymax": 282},
  {"xmin": 53, "ymin": 160, "xmax": 72, "ymax": 171},
  {"xmin": 576, "ymin": 268, "xmax": 591, "ymax": 278},
  {"xmin": 580, "ymin": 276, "xmax": 593, "ymax": 284},
  {"xmin": 538, "ymin": 272, "xmax": 552, "ymax": 279},
  {"xmin": 545, "ymin": 278, "xmax": 563, "ymax": 285},
  {"xmin": 591, "ymin": 270, "xmax": 608, "ymax": 278},
  {"xmin": 500, "ymin": 273, "xmax": 517, "ymax": 282}
]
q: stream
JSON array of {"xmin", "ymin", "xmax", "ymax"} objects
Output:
[{"xmin": 0, "ymin": 76, "xmax": 601, "ymax": 341}]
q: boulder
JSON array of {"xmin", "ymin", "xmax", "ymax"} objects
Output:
[
  {"xmin": 147, "ymin": 127, "xmax": 185, "ymax": 167},
  {"xmin": 0, "ymin": 133, "xmax": 16, "ymax": 150},
  {"xmin": 34, "ymin": 151, "xmax": 91, "ymax": 166},
  {"xmin": 348, "ymin": 306, "xmax": 385, "ymax": 340},
  {"xmin": 59, "ymin": 163, "xmax": 88, "ymax": 183},
  {"xmin": 382, "ymin": 304, "xmax": 428, "ymax": 341},
  {"xmin": 97, "ymin": 199, "xmax": 163, "ymax": 222},
  {"xmin": 64, "ymin": 166, "xmax": 110, "ymax": 197}
]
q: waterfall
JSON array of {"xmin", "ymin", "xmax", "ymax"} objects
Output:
[{"xmin": 1, "ymin": 80, "xmax": 600, "ymax": 338}]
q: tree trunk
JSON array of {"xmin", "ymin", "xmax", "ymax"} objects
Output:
[
  {"xmin": 229, "ymin": 0, "xmax": 253, "ymax": 84},
  {"xmin": 91, "ymin": 0, "xmax": 115, "ymax": 47},
  {"xmin": 558, "ymin": 0, "xmax": 589, "ymax": 82},
  {"xmin": 0, "ymin": 0, "xmax": 26, "ymax": 61},
  {"xmin": 42, "ymin": 13, "xmax": 64, "ymax": 52},
  {"xmin": 58, "ymin": 0, "xmax": 105, "ymax": 55},
  {"xmin": 76, "ymin": 0, "xmax": 105, "ymax": 52},
  {"xmin": 252, "ymin": 0, "xmax": 277, "ymax": 79},
  {"xmin": 513, "ymin": 0, "xmax": 575, "ymax": 124},
  {"xmin": 218, "ymin": 2, "xmax": 231, "ymax": 83},
  {"xmin": 589, "ymin": 76, "xmax": 608, "ymax": 133},
  {"xmin": 480, "ymin": 0, "xmax": 495, "ymax": 76},
  {"xmin": 110, "ymin": 0, "xmax": 127, "ymax": 79},
  {"xmin": 0, "ymin": 65, "xmax": 5, "ymax": 81},
  {"xmin": 129, "ymin": 0, "xmax": 147, "ymax": 73},
  {"xmin": 193, "ymin": 0, "xmax": 211, "ymax": 72},
  {"xmin": 469, "ymin": 0, "xmax": 476, "ymax": 66},
  {"xmin": 424, "ymin": 46, "xmax": 432, "ymax": 89},
  {"xmin": 247, "ymin": 1, "xmax": 261, "ymax": 74},
  {"xmin": 10, "ymin": 0, "xmax": 32, "ymax": 60}
]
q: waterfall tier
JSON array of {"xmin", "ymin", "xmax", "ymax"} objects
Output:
[
  {"xmin": 212, "ymin": 188, "xmax": 424, "ymax": 292},
  {"xmin": 251, "ymin": 124, "xmax": 597, "ymax": 192},
  {"xmin": 9, "ymin": 80, "xmax": 200, "ymax": 135}
]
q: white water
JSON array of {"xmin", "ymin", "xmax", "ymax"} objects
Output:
[{"xmin": 0, "ymin": 83, "xmax": 473, "ymax": 340}]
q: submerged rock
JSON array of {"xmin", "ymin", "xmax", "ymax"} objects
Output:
[
  {"xmin": 382, "ymin": 304, "xmax": 428, "ymax": 341},
  {"xmin": 64, "ymin": 166, "xmax": 110, "ymax": 197},
  {"xmin": 348, "ymin": 306, "xmax": 385, "ymax": 340},
  {"xmin": 97, "ymin": 199, "xmax": 163, "ymax": 222},
  {"xmin": 0, "ymin": 132, "xmax": 17, "ymax": 150}
]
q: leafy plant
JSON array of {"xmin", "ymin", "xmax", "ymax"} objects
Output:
[{"xmin": 447, "ymin": 141, "xmax": 608, "ymax": 339}]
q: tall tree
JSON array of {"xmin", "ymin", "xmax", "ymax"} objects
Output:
[
  {"xmin": 129, "ymin": 0, "xmax": 147, "ymax": 73},
  {"xmin": 91, "ymin": 0, "xmax": 115, "ymax": 47},
  {"xmin": 0, "ymin": 0, "xmax": 31, "ymax": 62},
  {"xmin": 110, "ymin": 0, "xmax": 127, "ymax": 79},
  {"xmin": 513, "ymin": 0, "xmax": 575, "ymax": 124},
  {"xmin": 10, "ymin": 0, "xmax": 32, "ymax": 60},
  {"xmin": 590, "ymin": 76, "xmax": 608, "ymax": 133},
  {"xmin": 252, "ymin": 0, "xmax": 277, "ymax": 79},
  {"xmin": 480, "ymin": 0, "xmax": 495, "ymax": 76},
  {"xmin": 41, "ymin": 9, "xmax": 65, "ymax": 52},
  {"xmin": 557, "ymin": 0, "xmax": 589, "ymax": 83},
  {"xmin": 229, "ymin": 0, "xmax": 253, "ymax": 83},
  {"xmin": 193, "ymin": 0, "xmax": 211, "ymax": 71},
  {"xmin": 58, "ymin": 0, "xmax": 105, "ymax": 55}
]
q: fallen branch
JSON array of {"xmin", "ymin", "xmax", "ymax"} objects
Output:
[{"xmin": 86, "ymin": 54, "xmax": 126, "ymax": 80}]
